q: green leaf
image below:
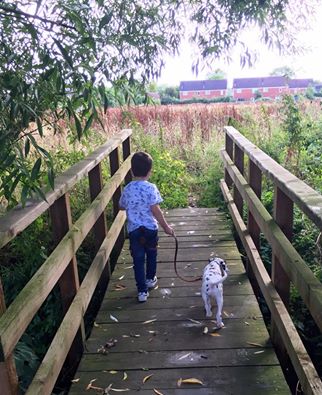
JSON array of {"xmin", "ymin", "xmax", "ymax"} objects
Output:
[
  {"xmin": 73, "ymin": 112, "xmax": 83, "ymax": 140},
  {"xmin": 36, "ymin": 117, "xmax": 43, "ymax": 137},
  {"xmin": 25, "ymin": 138, "xmax": 30, "ymax": 157},
  {"xmin": 83, "ymin": 113, "xmax": 94, "ymax": 135},
  {"xmin": 47, "ymin": 167, "xmax": 55, "ymax": 190},
  {"xmin": 31, "ymin": 158, "xmax": 42, "ymax": 181},
  {"xmin": 53, "ymin": 39, "xmax": 74, "ymax": 69}
]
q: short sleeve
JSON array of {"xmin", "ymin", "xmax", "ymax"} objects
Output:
[{"xmin": 149, "ymin": 184, "xmax": 163, "ymax": 206}]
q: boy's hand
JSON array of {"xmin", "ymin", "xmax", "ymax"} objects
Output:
[{"xmin": 164, "ymin": 225, "xmax": 175, "ymax": 236}]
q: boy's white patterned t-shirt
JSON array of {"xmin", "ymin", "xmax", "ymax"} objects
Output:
[{"xmin": 119, "ymin": 180, "xmax": 163, "ymax": 232}]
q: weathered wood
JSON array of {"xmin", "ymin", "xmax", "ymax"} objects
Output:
[
  {"xmin": 110, "ymin": 147, "xmax": 124, "ymax": 269},
  {"xmin": 0, "ymin": 279, "xmax": 18, "ymax": 395},
  {"xmin": 69, "ymin": 366, "xmax": 289, "ymax": 395},
  {"xmin": 0, "ymin": 159, "xmax": 131, "ymax": 359},
  {"xmin": 49, "ymin": 193, "xmax": 84, "ymax": 372},
  {"xmin": 234, "ymin": 143, "xmax": 244, "ymax": 215},
  {"xmin": 25, "ymin": 211, "xmax": 126, "ymax": 395},
  {"xmin": 225, "ymin": 126, "xmax": 322, "ymax": 230},
  {"xmin": 69, "ymin": 208, "xmax": 289, "ymax": 395},
  {"xmin": 221, "ymin": 149, "xmax": 322, "ymax": 331},
  {"xmin": 122, "ymin": 137, "xmax": 132, "ymax": 184},
  {"xmin": 0, "ymin": 129, "xmax": 132, "ymax": 249},
  {"xmin": 248, "ymin": 159, "xmax": 262, "ymax": 250},
  {"xmin": 225, "ymin": 133, "xmax": 233, "ymax": 187},
  {"xmin": 220, "ymin": 179, "xmax": 322, "ymax": 395}
]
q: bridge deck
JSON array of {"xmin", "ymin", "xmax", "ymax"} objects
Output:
[{"xmin": 69, "ymin": 208, "xmax": 290, "ymax": 394}]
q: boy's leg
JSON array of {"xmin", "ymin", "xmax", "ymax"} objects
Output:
[
  {"xmin": 145, "ymin": 229, "xmax": 158, "ymax": 280},
  {"xmin": 129, "ymin": 229, "xmax": 147, "ymax": 293}
]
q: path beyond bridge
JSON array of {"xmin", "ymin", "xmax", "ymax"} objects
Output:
[{"xmin": 69, "ymin": 207, "xmax": 289, "ymax": 394}]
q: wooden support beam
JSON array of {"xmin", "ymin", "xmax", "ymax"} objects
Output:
[
  {"xmin": 220, "ymin": 179, "xmax": 322, "ymax": 395},
  {"xmin": 49, "ymin": 194, "xmax": 84, "ymax": 372},
  {"xmin": 233, "ymin": 144, "xmax": 244, "ymax": 216},
  {"xmin": 225, "ymin": 133, "xmax": 233, "ymax": 187},
  {"xmin": 0, "ymin": 280, "xmax": 18, "ymax": 395},
  {"xmin": 109, "ymin": 148, "xmax": 124, "ymax": 270}
]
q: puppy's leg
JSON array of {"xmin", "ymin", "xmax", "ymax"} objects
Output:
[
  {"xmin": 202, "ymin": 292, "xmax": 212, "ymax": 317},
  {"xmin": 215, "ymin": 289, "xmax": 224, "ymax": 328}
]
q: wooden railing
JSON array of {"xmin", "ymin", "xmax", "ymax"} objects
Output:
[
  {"xmin": 0, "ymin": 129, "xmax": 132, "ymax": 395},
  {"xmin": 220, "ymin": 126, "xmax": 322, "ymax": 395}
]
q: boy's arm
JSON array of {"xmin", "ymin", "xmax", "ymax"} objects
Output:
[{"xmin": 151, "ymin": 204, "xmax": 174, "ymax": 236}]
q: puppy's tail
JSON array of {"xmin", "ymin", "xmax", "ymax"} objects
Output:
[{"xmin": 210, "ymin": 272, "xmax": 228, "ymax": 286}]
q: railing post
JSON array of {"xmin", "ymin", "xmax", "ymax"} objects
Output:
[
  {"xmin": 49, "ymin": 194, "xmax": 84, "ymax": 369},
  {"xmin": 109, "ymin": 147, "xmax": 124, "ymax": 270},
  {"xmin": 272, "ymin": 186, "xmax": 293, "ymax": 306},
  {"xmin": 0, "ymin": 280, "xmax": 19, "ymax": 395},
  {"xmin": 233, "ymin": 144, "xmax": 244, "ymax": 216},
  {"xmin": 248, "ymin": 159, "xmax": 262, "ymax": 250},
  {"xmin": 88, "ymin": 163, "xmax": 110, "ymax": 297},
  {"xmin": 225, "ymin": 133, "xmax": 233, "ymax": 187},
  {"xmin": 246, "ymin": 159, "xmax": 262, "ymax": 295},
  {"xmin": 271, "ymin": 185, "xmax": 294, "ymax": 379},
  {"xmin": 122, "ymin": 136, "xmax": 132, "ymax": 184}
]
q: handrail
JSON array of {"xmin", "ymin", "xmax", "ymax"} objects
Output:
[
  {"xmin": 0, "ymin": 129, "xmax": 132, "ymax": 249},
  {"xmin": 221, "ymin": 126, "xmax": 322, "ymax": 395},
  {"xmin": 225, "ymin": 126, "xmax": 322, "ymax": 229},
  {"xmin": 0, "ymin": 129, "xmax": 132, "ymax": 394}
]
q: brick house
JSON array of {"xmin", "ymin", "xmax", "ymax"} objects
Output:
[
  {"xmin": 179, "ymin": 80, "xmax": 228, "ymax": 100},
  {"xmin": 232, "ymin": 76, "xmax": 287, "ymax": 100},
  {"xmin": 287, "ymin": 79, "xmax": 314, "ymax": 95}
]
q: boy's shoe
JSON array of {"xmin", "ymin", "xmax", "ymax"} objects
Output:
[
  {"xmin": 138, "ymin": 291, "xmax": 149, "ymax": 302},
  {"xmin": 146, "ymin": 276, "xmax": 158, "ymax": 289}
]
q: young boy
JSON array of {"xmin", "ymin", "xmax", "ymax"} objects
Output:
[{"xmin": 119, "ymin": 151, "xmax": 174, "ymax": 302}]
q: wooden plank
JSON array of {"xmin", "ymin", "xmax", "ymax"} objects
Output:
[
  {"xmin": 0, "ymin": 279, "xmax": 18, "ymax": 395},
  {"xmin": 221, "ymin": 179, "xmax": 322, "ymax": 395},
  {"xmin": 0, "ymin": 159, "xmax": 131, "ymax": 359},
  {"xmin": 99, "ymin": 294, "xmax": 261, "ymax": 315},
  {"xmin": 69, "ymin": 366, "xmax": 290, "ymax": 395},
  {"xmin": 0, "ymin": 129, "xmax": 132, "ymax": 249},
  {"xmin": 79, "ymin": 347, "xmax": 279, "ymax": 371},
  {"xmin": 25, "ymin": 212, "xmax": 126, "ymax": 395},
  {"xmin": 84, "ymin": 319, "xmax": 273, "ymax": 353},
  {"xmin": 221, "ymin": 149, "xmax": 322, "ymax": 332},
  {"xmin": 95, "ymin": 303, "xmax": 262, "ymax": 323},
  {"xmin": 225, "ymin": 126, "xmax": 322, "ymax": 229}
]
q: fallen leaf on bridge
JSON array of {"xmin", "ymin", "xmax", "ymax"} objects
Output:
[
  {"xmin": 247, "ymin": 342, "xmax": 264, "ymax": 347},
  {"xmin": 178, "ymin": 352, "xmax": 191, "ymax": 360},
  {"xmin": 188, "ymin": 318, "xmax": 201, "ymax": 324},
  {"xmin": 142, "ymin": 319, "xmax": 157, "ymax": 324},
  {"xmin": 153, "ymin": 389, "xmax": 164, "ymax": 395},
  {"xmin": 143, "ymin": 374, "xmax": 154, "ymax": 383},
  {"xmin": 71, "ymin": 378, "xmax": 80, "ymax": 383},
  {"xmin": 123, "ymin": 372, "xmax": 128, "ymax": 380},
  {"xmin": 110, "ymin": 314, "xmax": 119, "ymax": 322},
  {"xmin": 114, "ymin": 284, "xmax": 126, "ymax": 291},
  {"xmin": 177, "ymin": 378, "xmax": 204, "ymax": 386}
]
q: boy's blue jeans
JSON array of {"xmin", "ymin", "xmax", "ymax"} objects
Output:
[{"xmin": 129, "ymin": 226, "xmax": 158, "ymax": 293}]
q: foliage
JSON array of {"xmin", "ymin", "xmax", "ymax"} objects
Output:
[
  {"xmin": 270, "ymin": 66, "xmax": 296, "ymax": 78},
  {"xmin": 206, "ymin": 68, "xmax": 226, "ymax": 80},
  {"xmin": 0, "ymin": 0, "xmax": 317, "ymax": 204}
]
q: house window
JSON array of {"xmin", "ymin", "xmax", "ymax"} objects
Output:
[
  {"xmin": 220, "ymin": 90, "xmax": 224, "ymax": 95},
  {"xmin": 252, "ymin": 88, "xmax": 257, "ymax": 93},
  {"xmin": 237, "ymin": 89, "xmax": 242, "ymax": 93},
  {"xmin": 205, "ymin": 90, "xmax": 210, "ymax": 95},
  {"xmin": 263, "ymin": 87, "xmax": 268, "ymax": 93},
  {"xmin": 182, "ymin": 91, "xmax": 188, "ymax": 96}
]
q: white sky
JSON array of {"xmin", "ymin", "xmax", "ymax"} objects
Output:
[{"xmin": 157, "ymin": 3, "xmax": 322, "ymax": 86}]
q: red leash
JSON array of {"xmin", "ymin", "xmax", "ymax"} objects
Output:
[{"xmin": 173, "ymin": 235, "xmax": 202, "ymax": 283}]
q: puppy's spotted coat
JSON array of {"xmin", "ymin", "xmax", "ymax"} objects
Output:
[{"xmin": 201, "ymin": 257, "xmax": 228, "ymax": 328}]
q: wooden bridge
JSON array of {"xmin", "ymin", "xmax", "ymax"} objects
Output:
[{"xmin": 0, "ymin": 128, "xmax": 321, "ymax": 394}]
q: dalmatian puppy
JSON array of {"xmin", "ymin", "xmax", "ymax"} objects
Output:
[{"xmin": 201, "ymin": 257, "xmax": 228, "ymax": 328}]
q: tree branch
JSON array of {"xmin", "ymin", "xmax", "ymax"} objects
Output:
[{"xmin": 0, "ymin": 4, "xmax": 76, "ymax": 31}]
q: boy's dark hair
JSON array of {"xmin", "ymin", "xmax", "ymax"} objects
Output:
[{"xmin": 131, "ymin": 151, "xmax": 153, "ymax": 177}]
